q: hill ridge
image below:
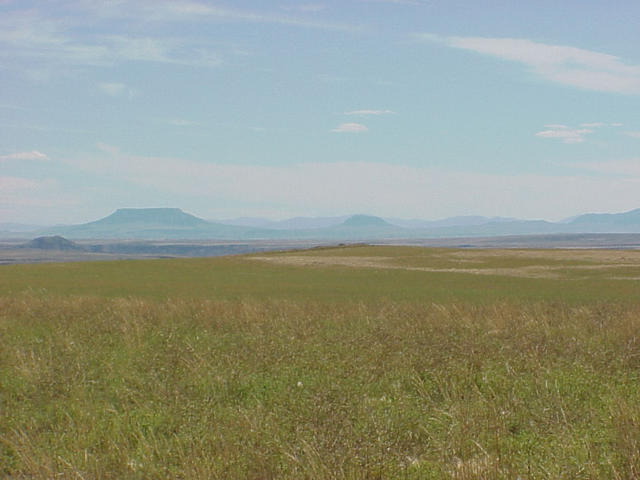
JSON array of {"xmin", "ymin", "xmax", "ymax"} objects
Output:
[
  {"xmin": 341, "ymin": 215, "xmax": 392, "ymax": 228},
  {"xmin": 31, "ymin": 206, "xmax": 640, "ymax": 240},
  {"xmin": 23, "ymin": 235, "xmax": 84, "ymax": 251},
  {"xmin": 90, "ymin": 208, "xmax": 209, "ymax": 227}
]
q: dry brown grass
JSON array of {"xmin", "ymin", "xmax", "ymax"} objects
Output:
[
  {"xmin": 448, "ymin": 248, "xmax": 640, "ymax": 263},
  {"xmin": 250, "ymin": 252, "xmax": 640, "ymax": 279}
]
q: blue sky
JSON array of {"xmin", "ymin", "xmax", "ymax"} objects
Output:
[{"xmin": 2, "ymin": 0, "xmax": 640, "ymax": 224}]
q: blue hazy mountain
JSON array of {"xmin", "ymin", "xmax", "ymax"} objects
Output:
[
  {"xmin": 566, "ymin": 208, "xmax": 640, "ymax": 232},
  {"xmin": 30, "ymin": 207, "xmax": 640, "ymax": 241},
  {"xmin": 298, "ymin": 215, "xmax": 402, "ymax": 240},
  {"xmin": 218, "ymin": 214, "xmax": 514, "ymax": 230},
  {"xmin": 87, "ymin": 208, "xmax": 208, "ymax": 227},
  {"xmin": 42, "ymin": 208, "xmax": 272, "ymax": 240},
  {"xmin": 386, "ymin": 215, "xmax": 517, "ymax": 229},
  {"xmin": 341, "ymin": 214, "xmax": 392, "ymax": 227},
  {"xmin": 218, "ymin": 215, "xmax": 349, "ymax": 230}
]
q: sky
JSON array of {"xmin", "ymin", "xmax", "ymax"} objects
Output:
[{"xmin": 1, "ymin": 0, "xmax": 640, "ymax": 225}]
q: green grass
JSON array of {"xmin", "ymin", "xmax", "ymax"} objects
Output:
[
  {"xmin": 2, "ymin": 246, "xmax": 640, "ymax": 478},
  {"xmin": 1, "ymin": 246, "xmax": 640, "ymax": 304}
]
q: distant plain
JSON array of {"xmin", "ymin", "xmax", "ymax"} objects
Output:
[{"xmin": 5, "ymin": 232, "xmax": 640, "ymax": 266}]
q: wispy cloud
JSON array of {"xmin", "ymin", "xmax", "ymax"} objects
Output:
[
  {"xmin": 535, "ymin": 122, "xmax": 623, "ymax": 144},
  {"xmin": 624, "ymin": 131, "xmax": 640, "ymax": 139},
  {"xmin": 0, "ymin": 122, "xmax": 91, "ymax": 134},
  {"xmin": 317, "ymin": 73, "xmax": 349, "ymax": 84},
  {"xmin": 572, "ymin": 159, "xmax": 640, "ymax": 176},
  {"xmin": 61, "ymin": 144, "xmax": 640, "ymax": 221},
  {"xmin": 580, "ymin": 122, "xmax": 623, "ymax": 128},
  {"xmin": 0, "ymin": 2, "xmax": 357, "ymax": 75},
  {"xmin": 363, "ymin": 0, "xmax": 429, "ymax": 4},
  {"xmin": 151, "ymin": 2, "xmax": 361, "ymax": 32},
  {"xmin": 0, "ymin": 10, "xmax": 222, "ymax": 71},
  {"xmin": 280, "ymin": 4, "xmax": 327, "ymax": 13},
  {"xmin": 0, "ymin": 150, "xmax": 48, "ymax": 161},
  {"xmin": 100, "ymin": 35, "xmax": 222, "ymax": 67},
  {"xmin": 331, "ymin": 123, "xmax": 369, "ymax": 133},
  {"xmin": 535, "ymin": 125, "xmax": 593, "ymax": 144},
  {"xmin": 0, "ymin": 103, "xmax": 29, "ymax": 111},
  {"xmin": 344, "ymin": 109, "xmax": 395, "ymax": 116},
  {"xmin": 0, "ymin": 176, "xmax": 41, "ymax": 192},
  {"xmin": 418, "ymin": 34, "xmax": 640, "ymax": 94},
  {"xmin": 98, "ymin": 82, "xmax": 126, "ymax": 97},
  {"xmin": 79, "ymin": 1, "xmax": 358, "ymax": 32},
  {"xmin": 168, "ymin": 119, "xmax": 199, "ymax": 127},
  {"xmin": 97, "ymin": 82, "xmax": 135, "ymax": 98},
  {"xmin": 0, "ymin": 176, "xmax": 81, "ymax": 223}
]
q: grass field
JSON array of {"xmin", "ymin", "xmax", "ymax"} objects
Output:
[{"xmin": 2, "ymin": 246, "xmax": 640, "ymax": 478}]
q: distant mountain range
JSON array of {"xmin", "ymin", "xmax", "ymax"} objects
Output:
[
  {"xmin": 218, "ymin": 215, "xmax": 350, "ymax": 230},
  {"xmin": 215, "ymin": 214, "xmax": 516, "ymax": 230},
  {"xmin": 5, "ymin": 207, "xmax": 640, "ymax": 240},
  {"xmin": 385, "ymin": 215, "xmax": 518, "ymax": 229},
  {"xmin": 40, "ymin": 208, "xmax": 263, "ymax": 240}
]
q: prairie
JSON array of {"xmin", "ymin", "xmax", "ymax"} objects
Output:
[{"xmin": 1, "ymin": 245, "xmax": 640, "ymax": 478}]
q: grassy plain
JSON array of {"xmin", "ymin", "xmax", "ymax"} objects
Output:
[{"xmin": 2, "ymin": 245, "xmax": 640, "ymax": 478}]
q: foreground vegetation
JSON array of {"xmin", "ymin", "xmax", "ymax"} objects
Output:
[{"xmin": 2, "ymin": 246, "xmax": 640, "ymax": 478}]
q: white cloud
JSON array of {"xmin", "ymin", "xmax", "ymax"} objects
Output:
[
  {"xmin": 280, "ymin": 4, "xmax": 327, "ymax": 13},
  {"xmin": 624, "ymin": 131, "xmax": 640, "ymax": 139},
  {"xmin": 168, "ymin": 119, "xmax": 198, "ymax": 127},
  {"xmin": 331, "ymin": 122, "xmax": 369, "ymax": 133},
  {"xmin": 537, "ymin": 121, "xmax": 623, "ymax": 143},
  {"xmin": 580, "ymin": 122, "xmax": 624, "ymax": 128},
  {"xmin": 0, "ymin": 2, "xmax": 363, "ymax": 77},
  {"xmin": 69, "ymin": 1, "xmax": 358, "ymax": 32},
  {"xmin": 0, "ymin": 0, "xmax": 359, "ymax": 34},
  {"xmin": 418, "ymin": 34, "xmax": 640, "ymax": 94},
  {"xmin": 101, "ymin": 35, "xmax": 221, "ymax": 67},
  {"xmin": 344, "ymin": 109, "xmax": 396, "ymax": 116},
  {"xmin": 97, "ymin": 82, "xmax": 131, "ymax": 97},
  {"xmin": 0, "ymin": 150, "xmax": 48, "ymax": 161},
  {"xmin": 0, "ymin": 176, "xmax": 40, "ymax": 192},
  {"xmin": 150, "ymin": 2, "xmax": 361, "ymax": 32},
  {"xmin": 535, "ymin": 126, "xmax": 592, "ymax": 144},
  {"xmin": 0, "ymin": 122, "xmax": 91, "ymax": 134},
  {"xmin": 0, "ymin": 176, "xmax": 83, "ymax": 223},
  {"xmin": 0, "ymin": 10, "xmax": 222, "ymax": 70}
]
